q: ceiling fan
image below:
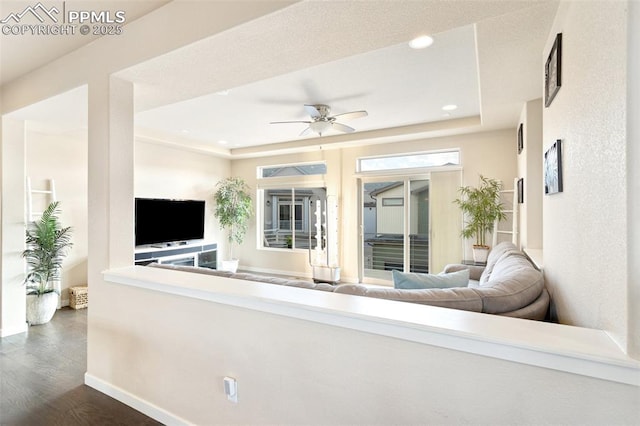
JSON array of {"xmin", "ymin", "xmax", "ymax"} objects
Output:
[{"xmin": 270, "ymin": 104, "xmax": 368, "ymax": 136}]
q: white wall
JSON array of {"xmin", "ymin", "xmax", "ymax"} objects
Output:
[
  {"xmin": 134, "ymin": 139, "xmax": 231, "ymax": 249},
  {"xmin": 230, "ymin": 129, "xmax": 516, "ymax": 281},
  {"xmin": 627, "ymin": 0, "xmax": 640, "ymax": 359},
  {"xmin": 89, "ymin": 273, "xmax": 640, "ymax": 425},
  {"xmin": 542, "ymin": 2, "xmax": 629, "ymax": 349},
  {"xmin": 0, "ymin": 118, "xmax": 27, "ymax": 336},
  {"xmin": 19, "ymin": 134, "xmax": 228, "ymax": 304},
  {"xmin": 517, "ymin": 99, "xmax": 543, "ymax": 250},
  {"xmin": 25, "ymin": 129, "xmax": 88, "ymax": 305},
  {"xmin": 340, "ymin": 129, "xmax": 516, "ymax": 273}
]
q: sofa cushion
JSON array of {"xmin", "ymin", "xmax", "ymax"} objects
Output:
[
  {"xmin": 232, "ymin": 272, "xmax": 335, "ymax": 292},
  {"xmin": 147, "ymin": 263, "xmax": 336, "ymax": 292},
  {"xmin": 148, "ymin": 263, "xmax": 234, "ymax": 278},
  {"xmin": 498, "ymin": 288, "xmax": 549, "ymax": 320},
  {"xmin": 392, "ymin": 269, "xmax": 469, "ymax": 290},
  {"xmin": 334, "ymin": 284, "xmax": 483, "ymax": 312},
  {"xmin": 479, "ymin": 241, "xmax": 518, "ymax": 285},
  {"xmin": 477, "ymin": 251, "xmax": 544, "ymax": 313}
]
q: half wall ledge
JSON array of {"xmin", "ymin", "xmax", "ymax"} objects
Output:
[{"xmin": 103, "ymin": 265, "xmax": 639, "ymax": 387}]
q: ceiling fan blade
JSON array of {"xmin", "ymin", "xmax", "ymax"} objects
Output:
[
  {"xmin": 304, "ymin": 104, "xmax": 321, "ymax": 118},
  {"xmin": 332, "ymin": 122, "xmax": 355, "ymax": 133},
  {"xmin": 299, "ymin": 126, "xmax": 312, "ymax": 136},
  {"xmin": 270, "ymin": 120, "xmax": 312, "ymax": 125},
  {"xmin": 331, "ymin": 110, "xmax": 368, "ymax": 121}
]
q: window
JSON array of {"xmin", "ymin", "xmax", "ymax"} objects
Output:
[
  {"xmin": 258, "ymin": 161, "xmax": 328, "ymax": 250},
  {"xmin": 261, "ymin": 187, "xmax": 326, "ymax": 250},
  {"xmin": 277, "ymin": 201, "xmax": 303, "ymax": 230},
  {"xmin": 362, "ymin": 179, "xmax": 429, "ymax": 281},
  {"xmin": 360, "ymin": 170, "xmax": 462, "ymax": 284},
  {"xmin": 382, "ymin": 197, "xmax": 404, "ymax": 206},
  {"xmin": 259, "ymin": 162, "xmax": 327, "ymax": 178},
  {"xmin": 358, "ymin": 150, "xmax": 460, "ymax": 173}
]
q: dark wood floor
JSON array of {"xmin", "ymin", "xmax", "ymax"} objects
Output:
[{"xmin": 0, "ymin": 307, "xmax": 161, "ymax": 426}]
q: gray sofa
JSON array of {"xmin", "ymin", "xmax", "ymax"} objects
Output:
[
  {"xmin": 147, "ymin": 262, "xmax": 336, "ymax": 292},
  {"xmin": 334, "ymin": 242, "xmax": 549, "ymax": 320},
  {"xmin": 148, "ymin": 242, "xmax": 549, "ymax": 320}
]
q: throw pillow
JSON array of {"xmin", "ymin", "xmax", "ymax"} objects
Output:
[{"xmin": 392, "ymin": 269, "xmax": 470, "ymax": 290}]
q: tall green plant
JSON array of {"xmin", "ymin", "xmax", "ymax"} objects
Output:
[
  {"xmin": 213, "ymin": 177, "xmax": 253, "ymax": 259},
  {"xmin": 23, "ymin": 201, "xmax": 73, "ymax": 296},
  {"xmin": 454, "ymin": 175, "xmax": 506, "ymax": 247}
]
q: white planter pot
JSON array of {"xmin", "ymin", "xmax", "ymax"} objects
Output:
[
  {"xmin": 472, "ymin": 245, "xmax": 490, "ymax": 263},
  {"xmin": 220, "ymin": 259, "xmax": 239, "ymax": 273},
  {"xmin": 312, "ymin": 266, "xmax": 341, "ymax": 284},
  {"xmin": 26, "ymin": 292, "xmax": 59, "ymax": 325}
]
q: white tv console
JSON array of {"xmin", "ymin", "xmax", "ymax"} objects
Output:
[{"xmin": 134, "ymin": 242, "xmax": 217, "ymax": 269}]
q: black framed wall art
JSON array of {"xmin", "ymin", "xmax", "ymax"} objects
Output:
[
  {"xmin": 517, "ymin": 123, "xmax": 524, "ymax": 154},
  {"xmin": 517, "ymin": 178, "xmax": 524, "ymax": 204},
  {"xmin": 544, "ymin": 140, "xmax": 563, "ymax": 195},
  {"xmin": 545, "ymin": 33, "xmax": 562, "ymax": 107}
]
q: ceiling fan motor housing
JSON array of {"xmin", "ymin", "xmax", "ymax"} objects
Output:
[{"xmin": 308, "ymin": 104, "xmax": 332, "ymax": 120}]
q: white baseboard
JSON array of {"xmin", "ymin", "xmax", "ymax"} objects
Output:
[{"xmin": 84, "ymin": 373, "xmax": 191, "ymax": 426}]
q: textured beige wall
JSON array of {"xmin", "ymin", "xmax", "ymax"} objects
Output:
[
  {"xmin": 542, "ymin": 2, "xmax": 628, "ymax": 348},
  {"xmin": 627, "ymin": 0, "xmax": 640, "ymax": 359},
  {"xmin": 230, "ymin": 129, "xmax": 516, "ymax": 280},
  {"xmin": 517, "ymin": 98, "xmax": 543, "ymax": 250},
  {"xmin": 0, "ymin": 118, "xmax": 27, "ymax": 336},
  {"xmin": 20, "ymin": 130, "xmax": 229, "ymax": 303},
  {"xmin": 88, "ymin": 280, "xmax": 640, "ymax": 425},
  {"xmin": 340, "ymin": 129, "xmax": 516, "ymax": 271},
  {"xmin": 134, "ymin": 139, "xmax": 230, "ymax": 249},
  {"xmin": 25, "ymin": 129, "xmax": 88, "ymax": 304}
]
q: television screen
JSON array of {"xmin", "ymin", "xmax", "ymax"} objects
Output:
[{"xmin": 135, "ymin": 198, "xmax": 205, "ymax": 246}]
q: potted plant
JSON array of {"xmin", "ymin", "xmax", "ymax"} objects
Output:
[
  {"xmin": 454, "ymin": 175, "xmax": 506, "ymax": 263},
  {"xmin": 213, "ymin": 177, "xmax": 253, "ymax": 272},
  {"xmin": 23, "ymin": 201, "xmax": 73, "ymax": 325}
]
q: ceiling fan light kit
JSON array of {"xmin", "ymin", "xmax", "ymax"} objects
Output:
[
  {"xmin": 271, "ymin": 103, "xmax": 368, "ymax": 137},
  {"xmin": 310, "ymin": 120, "xmax": 332, "ymax": 135}
]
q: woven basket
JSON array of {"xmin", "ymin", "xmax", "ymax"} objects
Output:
[{"xmin": 69, "ymin": 286, "xmax": 88, "ymax": 309}]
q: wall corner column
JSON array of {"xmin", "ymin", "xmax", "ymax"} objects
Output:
[
  {"xmin": 86, "ymin": 75, "xmax": 134, "ymax": 371},
  {"xmin": 627, "ymin": 0, "xmax": 640, "ymax": 359},
  {"xmin": 0, "ymin": 117, "xmax": 28, "ymax": 337}
]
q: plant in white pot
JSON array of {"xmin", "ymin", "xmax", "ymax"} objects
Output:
[
  {"xmin": 23, "ymin": 201, "xmax": 73, "ymax": 325},
  {"xmin": 454, "ymin": 175, "xmax": 506, "ymax": 263},
  {"xmin": 213, "ymin": 177, "xmax": 253, "ymax": 273}
]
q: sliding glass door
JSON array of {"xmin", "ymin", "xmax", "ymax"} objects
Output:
[{"xmin": 361, "ymin": 178, "xmax": 430, "ymax": 281}]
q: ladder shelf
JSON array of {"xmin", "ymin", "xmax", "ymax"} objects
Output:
[{"xmin": 26, "ymin": 177, "xmax": 57, "ymax": 223}]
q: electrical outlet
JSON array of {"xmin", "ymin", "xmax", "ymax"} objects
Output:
[{"xmin": 223, "ymin": 376, "xmax": 238, "ymax": 403}]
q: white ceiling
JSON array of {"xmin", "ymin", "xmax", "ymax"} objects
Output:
[
  {"xmin": 3, "ymin": 0, "xmax": 560, "ymax": 157},
  {"xmin": 135, "ymin": 24, "xmax": 480, "ymax": 149},
  {"xmin": 0, "ymin": 0, "xmax": 170, "ymax": 86}
]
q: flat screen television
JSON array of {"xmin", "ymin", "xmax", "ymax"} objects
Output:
[{"xmin": 135, "ymin": 198, "xmax": 205, "ymax": 246}]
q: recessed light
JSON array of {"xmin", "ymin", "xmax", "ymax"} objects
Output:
[
  {"xmin": 218, "ymin": 140, "xmax": 229, "ymax": 145},
  {"xmin": 409, "ymin": 35, "xmax": 434, "ymax": 49},
  {"xmin": 181, "ymin": 129, "xmax": 190, "ymax": 134},
  {"xmin": 442, "ymin": 104, "xmax": 458, "ymax": 111},
  {"xmin": 215, "ymin": 90, "xmax": 230, "ymax": 96}
]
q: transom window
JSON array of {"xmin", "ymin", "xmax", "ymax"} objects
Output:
[
  {"xmin": 259, "ymin": 162, "xmax": 327, "ymax": 178},
  {"xmin": 358, "ymin": 150, "xmax": 460, "ymax": 173}
]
